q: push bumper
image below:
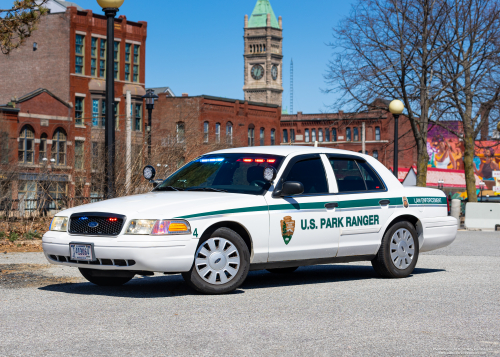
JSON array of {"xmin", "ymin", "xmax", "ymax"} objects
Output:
[
  {"xmin": 42, "ymin": 232, "xmax": 198, "ymax": 273},
  {"xmin": 421, "ymin": 216, "xmax": 458, "ymax": 252}
]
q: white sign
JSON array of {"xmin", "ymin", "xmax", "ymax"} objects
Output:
[
  {"xmin": 493, "ymin": 171, "xmax": 500, "ymax": 178},
  {"xmin": 338, "ymin": 136, "xmax": 345, "ymax": 140},
  {"xmin": 494, "ymin": 186, "xmax": 500, "ymax": 193}
]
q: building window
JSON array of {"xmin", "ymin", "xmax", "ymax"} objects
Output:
[
  {"xmin": 354, "ymin": 127, "xmax": 359, "ymax": 141},
  {"xmin": 375, "ymin": 127, "xmax": 381, "ymax": 141},
  {"xmin": 92, "ymin": 99, "xmax": 117, "ymax": 129},
  {"xmin": 215, "ymin": 123, "xmax": 221, "ymax": 143},
  {"xmin": 134, "ymin": 104, "xmax": 142, "ymax": 131},
  {"xmin": 92, "ymin": 99, "xmax": 100, "ymax": 127},
  {"xmin": 290, "ymin": 128, "xmax": 295, "ymax": 142},
  {"xmin": 177, "ymin": 122, "xmax": 185, "ymax": 143},
  {"xmin": 51, "ymin": 129, "xmax": 67, "ymax": 166},
  {"xmin": 260, "ymin": 128, "xmax": 265, "ymax": 146},
  {"xmin": 318, "ymin": 129, "xmax": 324, "ymax": 142},
  {"xmin": 346, "ymin": 127, "xmax": 352, "ymax": 141},
  {"xmin": 99, "ymin": 39, "xmax": 106, "ymax": 78},
  {"xmin": 373, "ymin": 150, "xmax": 379, "ymax": 160},
  {"xmin": 248, "ymin": 127, "xmax": 255, "ymax": 146},
  {"xmin": 114, "ymin": 41, "xmax": 120, "ymax": 80},
  {"xmin": 75, "ymin": 34, "xmax": 85, "ymax": 74},
  {"xmin": 91, "ymin": 38, "xmax": 98, "ymax": 77},
  {"xmin": 125, "ymin": 43, "xmax": 132, "ymax": 81},
  {"xmin": 0, "ymin": 132, "xmax": 8, "ymax": 164},
  {"xmin": 75, "ymin": 141, "xmax": 84, "ymax": 170},
  {"xmin": 305, "ymin": 129, "xmax": 310, "ymax": 143},
  {"xmin": 39, "ymin": 133, "xmax": 47, "ymax": 163},
  {"xmin": 18, "ymin": 125, "xmax": 34, "ymax": 164},
  {"xmin": 49, "ymin": 182, "xmax": 67, "ymax": 210},
  {"xmin": 283, "ymin": 129, "xmax": 288, "ymax": 143},
  {"xmin": 332, "ymin": 128, "xmax": 337, "ymax": 142},
  {"xmin": 133, "ymin": 45, "xmax": 140, "ymax": 82},
  {"xmin": 271, "ymin": 129, "xmax": 275, "ymax": 145},
  {"xmin": 226, "ymin": 122, "xmax": 233, "ymax": 144},
  {"xmin": 75, "ymin": 97, "xmax": 84, "ymax": 126},
  {"xmin": 325, "ymin": 128, "xmax": 330, "ymax": 142},
  {"xmin": 311, "ymin": 129, "xmax": 316, "ymax": 142},
  {"xmin": 204, "ymin": 121, "xmax": 209, "ymax": 143}
]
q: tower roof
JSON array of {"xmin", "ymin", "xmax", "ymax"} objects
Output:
[{"xmin": 248, "ymin": 0, "xmax": 280, "ymax": 29}]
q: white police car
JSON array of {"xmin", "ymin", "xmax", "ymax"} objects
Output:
[{"xmin": 43, "ymin": 147, "xmax": 457, "ymax": 294}]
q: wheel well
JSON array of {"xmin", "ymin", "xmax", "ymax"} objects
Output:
[
  {"xmin": 383, "ymin": 214, "xmax": 423, "ymax": 246},
  {"xmin": 199, "ymin": 221, "xmax": 253, "ymax": 257}
]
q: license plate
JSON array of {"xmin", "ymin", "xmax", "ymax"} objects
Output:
[{"xmin": 69, "ymin": 243, "xmax": 93, "ymax": 261}]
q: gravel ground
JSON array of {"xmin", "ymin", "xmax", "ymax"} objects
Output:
[{"xmin": 0, "ymin": 231, "xmax": 499, "ymax": 357}]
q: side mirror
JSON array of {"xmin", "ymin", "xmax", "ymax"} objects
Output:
[
  {"xmin": 143, "ymin": 165, "xmax": 156, "ymax": 181},
  {"xmin": 280, "ymin": 181, "xmax": 304, "ymax": 197}
]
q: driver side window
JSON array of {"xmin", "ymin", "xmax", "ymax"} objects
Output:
[{"xmin": 283, "ymin": 157, "xmax": 328, "ymax": 194}]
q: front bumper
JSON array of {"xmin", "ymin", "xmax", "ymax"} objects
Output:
[{"xmin": 42, "ymin": 232, "xmax": 198, "ymax": 273}]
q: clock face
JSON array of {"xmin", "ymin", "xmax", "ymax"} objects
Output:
[
  {"xmin": 272, "ymin": 65, "xmax": 278, "ymax": 80},
  {"xmin": 251, "ymin": 65, "xmax": 264, "ymax": 80}
]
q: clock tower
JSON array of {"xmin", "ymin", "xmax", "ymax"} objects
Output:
[{"xmin": 243, "ymin": 0, "xmax": 283, "ymax": 107}]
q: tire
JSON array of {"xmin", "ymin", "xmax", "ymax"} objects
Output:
[
  {"xmin": 182, "ymin": 227, "xmax": 250, "ymax": 294},
  {"xmin": 266, "ymin": 267, "xmax": 299, "ymax": 274},
  {"xmin": 371, "ymin": 221, "xmax": 419, "ymax": 278},
  {"xmin": 79, "ymin": 268, "xmax": 134, "ymax": 286}
]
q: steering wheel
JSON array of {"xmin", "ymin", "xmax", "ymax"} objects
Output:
[{"xmin": 250, "ymin": 180, "xmax": 267, "ymax": 188}]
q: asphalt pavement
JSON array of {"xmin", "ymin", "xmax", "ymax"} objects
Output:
[{"xmin": 0, "ymin": 231, "xmax": 499, "ymax": 357}]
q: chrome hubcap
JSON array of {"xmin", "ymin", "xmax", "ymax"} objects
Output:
[
  {"xmin": 390, "ymin": 228, "xmax": 415, "ymax": 270},
  {"xmin": 195, "ymin": 238, "xmax": 240, "ymax": 285}
]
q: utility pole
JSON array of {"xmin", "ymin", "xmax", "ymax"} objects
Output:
[
  {"xmin": 362, "ymin": 122, "xmax": 366, "ymax": 155},
  {"xmin": 125, "ymin": 90, "xmax": 132, "ymax": 194}
]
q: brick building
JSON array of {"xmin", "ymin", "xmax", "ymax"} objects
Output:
[
  {"xmin": 151, "ymin": 95, "xmax": 282, "ymax": 165},
  {"xmin": 280, "ymin": 101, "xmax": 417, "ymax": 171},
  {"xmin": 0, "ymin": 1, "xmax": 147, "ymax": 211}
]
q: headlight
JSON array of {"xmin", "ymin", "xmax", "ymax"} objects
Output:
[
  {"xmin": 125, "ymin": 219, "xmax": 191, "ymax": 235},
  {"xmin": 50, "ymin": 217, "xmax": 68, "ymax": 231}
]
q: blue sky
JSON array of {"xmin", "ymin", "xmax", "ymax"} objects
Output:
[{"xmin": 4, "ymin": 0, "xmax": 354, "ymax": 113}]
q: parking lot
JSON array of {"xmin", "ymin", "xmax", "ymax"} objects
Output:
[{"xmin": 0, "ymin": 231, "xmax": 499, "ymax": 357}]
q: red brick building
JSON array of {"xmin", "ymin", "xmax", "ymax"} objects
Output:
[
  {"xmin": 151, "ymin": 95, "xmax": 282, "ymax": 162},
  {"xmin": 0, "ymin": 2, "xmax": 147, "ymax": 211},
  {"xmin": 280, "ymin": 102, "xmax": 417, "ymax": 171}
]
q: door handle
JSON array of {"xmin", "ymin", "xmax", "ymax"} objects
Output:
[
  {"xmin": 325, "ymin": 202, "xmax": 339, "ymax": 209},
  {"xmin": 379, "ymin": 199, "xmax": 390, "ymax": 206}
]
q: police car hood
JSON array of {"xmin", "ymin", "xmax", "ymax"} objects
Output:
[{"xmin": 58, "ymin": 191, "xmax": 266, "ymax": 219}]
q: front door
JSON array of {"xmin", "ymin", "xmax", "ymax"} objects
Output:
[{"xmin": 266, "ymin": 154, "xmax": 339, "ymax": 261}]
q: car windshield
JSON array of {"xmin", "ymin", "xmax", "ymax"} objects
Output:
[{"xmin": 155, "ymin": 154, "xmax": 285, "ymax": 195}]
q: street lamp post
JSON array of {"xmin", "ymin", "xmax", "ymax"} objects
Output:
[
  {"xmin": 389, "ymin": 100, "xmax": 405, "ymax": 177},
  {"xmin": 143, "ymin": 89, "xmax": 159, "ymax": 158},
  {"xmin": 97, "ymin": 0, "xmax": 124, "ymax": 199}
]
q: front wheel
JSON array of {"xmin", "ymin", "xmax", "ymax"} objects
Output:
[
  {"xmin": 371, "ymin": 221, "xmax": 419, "ymax": 278},
  {"xmin": 182, "ymin": 227, "xmax": 250, "ymax": 294}
]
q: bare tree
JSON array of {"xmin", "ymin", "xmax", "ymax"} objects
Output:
[
  {"xmin": 1, "ymin": 0, "xmax": 49, "ymax": 55},
  {"xmin": 325, "ymin": 0, "xmax": 455, "ymax": 186}
]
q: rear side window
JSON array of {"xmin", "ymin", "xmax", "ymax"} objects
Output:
[
  {"xmin": 328, "ymin": 158, "xmax": 385, "ymax": 193},
  {"xmin": 283, "ymin": 157, "xmax": 328, "ymax": 194}
]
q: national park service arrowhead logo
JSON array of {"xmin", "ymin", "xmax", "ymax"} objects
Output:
[
  {"xmin": 403, "ymin": 196, "xmax": 409, "ymax": 208},
  {"xmin": 280, "ymin": 216, "xmax": 295, "ymax": 245}
]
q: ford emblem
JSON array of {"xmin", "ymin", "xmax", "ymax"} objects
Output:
[{"xmin": 88, "ymin": 222, "xmax": 99, "ymax": 228}]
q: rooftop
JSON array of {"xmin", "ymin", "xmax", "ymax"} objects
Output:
[{"xmin": 248, "ymin": 0, "xmax": 280, "ymax": 29}]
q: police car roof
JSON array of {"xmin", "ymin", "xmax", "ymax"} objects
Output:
[{"xmin": 211, "ymin": 146, "xmax": 367, "ymax": 158}]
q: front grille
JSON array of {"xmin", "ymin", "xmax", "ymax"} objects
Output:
[
  {"xmin": 49, "ymin": 255, "xmax": 136, "ymax": 267},
  {"xmin": 69, "ymin": 212, "xmax": 126, "ymax": 236}
]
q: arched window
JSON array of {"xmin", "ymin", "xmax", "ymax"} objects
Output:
[
  {"xmin": 39, "ymin": 133, "xmax": 48, "ymax": 162},
  {"xmin": 215, "ymin": 123, "xmax": 221, "ymax": 143},
  {"xmin": 248, "ymin": 125, "xmax": 255, "ymax": 146},
  {"xmin": 311, "ymin": 129, "xmax": 316, "ymax": 142},
  {"xmin": 305, "ymin": 129, "xmax": 310, "ymax": 143},
  {"xmin": 332, "ymin": 128, "xmax": 337, "ymax": 142},
  {"xmin": 375, "ymin": 127, "xmax": 381, "ymax": 141},
  {"xmin": 283, "ymin": 129, "xmax": 288, "ymax": 143},
  {"xmin": 51, "ymin": 128, "xmax": 67, "ymax": 166},
  {"xmin": 271, "ymin": 129, "xmax": 276, "ymax": 145},
  {"xmin": 260, "ymin": 128, "xmax": 265, "ymax": 146},
  {"xmin": 325, "ymin": 128, "xmax": 330, "ymax": 142},
  {"xmin": 318, "ymin": 129, "xmax": 323, "ymax": 142},
  {"xmin": 176, "ymin": 122, "xmax": 185, "ymax": 143},
  {"xmin": 373, "ymin": 150, "xmax": 379, "ymax": 160},
  {"xmin": 203, "ymin": 121, "xmax": 209, "ymax": 143},
  {"xmin": 226, "ymin": 122, "xmax": 233, "ymax": 144},
  {"xmin": 18, "ymin": 125, "xmax": 35, "ymax": 164},
  {"xmin": 346, "ymin": 128, "xmax": 351, "ymax": 142},
  {"xmin": 354, "ymin": 127, "xmax": 359, "ymax": 141}
]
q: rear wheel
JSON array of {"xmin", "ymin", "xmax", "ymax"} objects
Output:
[
  {"xmin": 182, "ymin": 227, "xmax": 250, "ymax": 294},
  {"xmin": 371, "ymin": 221, "xmax": 419, "ymax": 278},
  {"xmin": 267, "ymin": 267, "xmax": 298, "ymax": 274},
  {"xmin": 79, "ymin": 268, "xmax": 134, "ymax": 286}
]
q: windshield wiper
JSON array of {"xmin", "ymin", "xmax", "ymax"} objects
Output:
[
  {"xmin": 186, "ymin": 187, "xmax": 228, "ymax": 193},
  {"xmin": 155, "ymin": 186, "xmax": 184, "ymax": 191}
]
